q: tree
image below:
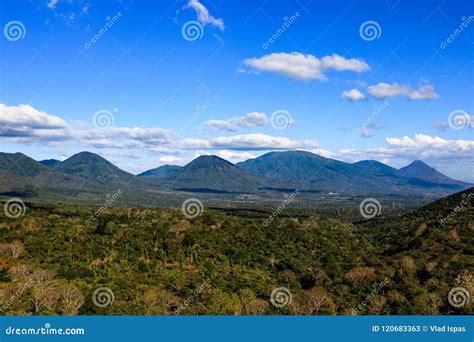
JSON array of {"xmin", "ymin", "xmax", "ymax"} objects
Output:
[
  {"xmin": 141, "ymin": 286, "xmax": 179, "ymax": 315},
  {"xmin": 303, "ymin": 287, "xmax": 335, "ymax": 315},
  {"xmin": 344, "ymin": 267, "xmax": 376, "ymax": 286},
  {"xmin": 32, "ymin": 282, "xmax": 60, "ymax": 312},
  {"xmin": 58, "ymin": 283, "xmax": 84, "ymax": 315}
]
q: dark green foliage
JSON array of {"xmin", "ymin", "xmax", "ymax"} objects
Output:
[{"xmin": 0, "ymin": 188, "xmax": 472, "ymax": 315}]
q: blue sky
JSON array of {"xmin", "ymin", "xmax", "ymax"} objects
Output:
[{"xmin": 0, "ymin": 0, "xmax": 473, "ymax": 181}]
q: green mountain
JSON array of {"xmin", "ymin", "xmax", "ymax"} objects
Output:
[
  {"xmin": 158, "ymin": 155, "xmax": 301, "ymax": 194},
  {"xmin": 237, "ymin": 151, "xmax": 471, "ymax": 195},
  {"xmin": 0, "ymin": 151, "xmax": 471, "ymax": 205},
  {"xmin": 0, "ymin": 152, "xmax": 109, "ymax": 199},
  {"xmin": 397, "ymin": 160, "xmax": 467, "ymax": 186},
  {"xmin": 39, "ymin": 159, "xmax": 61, "ymax": 166},
  {"xmin": 138, "ymin": 165, "xmax": 182, "ymax": 179},
  {"xmin": 55, "ymin": 151, "xmax": 137, "ymax": 186},
  {"xmin": 164, "ymin": 155, "xmax": 276, "ymax": 193},
  {"xmin": 0, "ymin": 152, "xmax": 50, "ymax": 178},
  {"xmin": 237, "ymin": 150, "xmax": 358, "ymax": 186},
  {"xmin": 357, "ymin": 187, "xmax": 473, "ymax": 314},
  {"xmin": 352, "ymin": 160, "xmax": 399, "ymax": 176}
]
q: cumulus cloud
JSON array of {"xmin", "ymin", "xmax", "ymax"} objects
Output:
[
  {"xmin": 0, "ymin": 103, "xmax": 176, "ymax": 147},
  {"xmin": 367, "ymin": 82, "xmax": 437, "ymax": 100},
  {"xmin": 341, "ymin": 89, "xmax": 366, "ymax": 101},
  {"xmin": 203, "ymin": 112, "xmax": 269, "ymax": 132},
  {"xmin": 215, "ymin": 150, "xmax": 258, "ymax": 163},
  {"xmin": 308, "ymin": 148, "xmax": 335, "ymax": 158},
  {"xmin": 180, "ymin": 133, "xmax": 319, "ymax": 151},
  {"xmin": 0, "ymin": 103, "xmax": 68, "ymax": 130},
  {"xmin": 244, "ymin": 52, "xmax": 370, "ymax": 81},
  {"xmin": 185, "ymin": 0, "xmax": 224, "ymax": 30},
  {"xmin": 320, "ymin": 54, "xmax": 370, "ymax": 73},
  {"xmin": 0, "ymin": 103, "xmax": 320, "ymax": 155},
  {"xmin": 385, "ymin": 133, "xmax": 474, "ymax": 150},
  {"xmin": 340, "ymin": 134, "xmax": 474, "ymax": 163}
]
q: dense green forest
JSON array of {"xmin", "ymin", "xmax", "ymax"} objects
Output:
[{"xmin": 0, "ymin": 189, "xmax": 472, "ymax": 315}]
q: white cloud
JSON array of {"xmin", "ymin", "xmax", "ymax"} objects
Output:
[
  {"xmin": 244, "ymin": 52, "xmax": 370, "ymax": 81},
  {"xmin": 341, "ymin": 88, "xmax": 366, "ymax": 101},
  {"xmin": 158, "ymin": 155, "xmax": 183, "ymax": 164},
  {"xmin": 407, "ymin": 84, "xmax": 438, "ymax": 100},
  {"xmin": 0, "ymin": 103, "xmax": 176, "ymax": 147},
  {"xmin": 367, "ymin": 82, "xmax": 437, "ymax": 100},
  {"xmin": 203, "ymin": 112, "xmax": 269, "ymax": 131},
  {"xmin": 185, "ymin": 0, "xmax": 224, "ymax": 30},
  {"xmin": 0, "ymin": 103, "xmax": 68, "ymax": 130},
  {"xmin": 308, "ymin": 148, "xmax": 335, "ymax": 158},
  {"xmin": 180, "ymin": 133, "xmax": 319, "ymax": 151},
  {"xmin": 320, "ymin": 54, "xmax": 370, "ymax": 73},
  {"xmin": 385, "ymin": 133, "xmax": 474, "ymax": 150},
  {"xmin": 215, "ymin": 150, "xmax": 258, "ymax": 163},
  {"xmin": 0, "ymin": 103, "xmax": 320, "ymax": 156},
  {"xmin": 47, "ymin": 0, "xmax": 58, "ymax": 9},
  {"xmin": 339, "ymin": 134, "xmax": 474, "ymax": 163}
]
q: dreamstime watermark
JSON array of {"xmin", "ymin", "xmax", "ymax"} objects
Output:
[
  {"xmin": 0, "ymin": 277, "xmax": 34, "ymax": 313},
  {"xmin": 440, "ymin": 192, "xmax": 473, "ymax": 227},
  {"xmin": 270, "ymin": 109, "xmax": 293, "ymax": 130},
  {"xmin": 84, "ymin": 12, "xmax": 123, "ymax": 49},
  {"xmin": 352, "ymin": 278, "xmax": 390, "ymax": 314},
  {"xmin": 263, "ymin": 190, "xmax": 299, "ymax": 227},
  {"xmin": 4, "ymin": 20, "xmax": 26, "ymax": 41},
  {"xmin": 352, "ymin": 101, "xmax": 389, "ymax": 138},
  {"xmin": 440, "ymin": 16, "xmax": 474, "ymax": 49},
  {"xmin": 92, "ymin": 287, "xmax": 115, "ymax": 308},
  {"xmin": 3, "ymin": 198, "xmax": 26, "ymax": 219},
  {"xmin": 181, "ymin": 20, "xmax": 204, "ymax": 41},
  {"xmin": 447, "ymin": 109, "xmax": 471, "ymax": 130},
  {"xmin": 262, "ymin": 12, "xmax": 300, "ymax": 49},
  {"xmin": 84, "ymin": 189, "xmax": 122, "ymax": 227},
  {"xmin": 174, "ymin": 278, "xmax": 212, "ymax": 315},
  {"xmin": 92, "ymin": 108, "xmax": 117, "ymax": 129},
  {"xmin": 270, "ymin": 287, "xmax": 292, "ymax": 308},
  {"xmin": 179, "ymin": 100, "xmax": 212, "ymax": 134},
  {"xmin": 359, "ymin": 20, "xmax": 382, "ymax": 41},
  {"xmin": 5, "ymin": 323, "xmax": 85, "ymax": 336},
  {"xmin": 359, "ymin": 198, "xmax": 382, "ymax": 219},
  {"xmin": 181, "ymin": 198, "xmax": 204, "ymax": 219},
  {"xmin": 447, "ymin": 287, "xmax": 470, "ymax": 308}
]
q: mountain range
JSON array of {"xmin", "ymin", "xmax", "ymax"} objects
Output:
[{"xmin": 0, "ymin": 150, "xmax": 471, "ymax": 206}]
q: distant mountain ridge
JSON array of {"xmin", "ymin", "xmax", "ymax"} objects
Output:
[
  {"xmin": 237, "ymin": 151, "xmax": 470, "ymax": 194},
  {"xmin": 39, "ymin": 159, "xmax": 61, "ymax": 166},
  {"xmin": 398, "ymin": 160, "xmax": 455, "ymax": 183},
  {"xmin": 54, "ymin": 151, "xmax": 136, "ymax": 186},
  {"xmin": 161, "ymin": 155, "xmax": 285, "ymax": 193},
  {"xmin": 0, "ymin": 150, "xmax": 471, "ymax": 206},
  {"xmin": 138, "ymin": 165, "xmax": 182, "ymax": 179}
]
